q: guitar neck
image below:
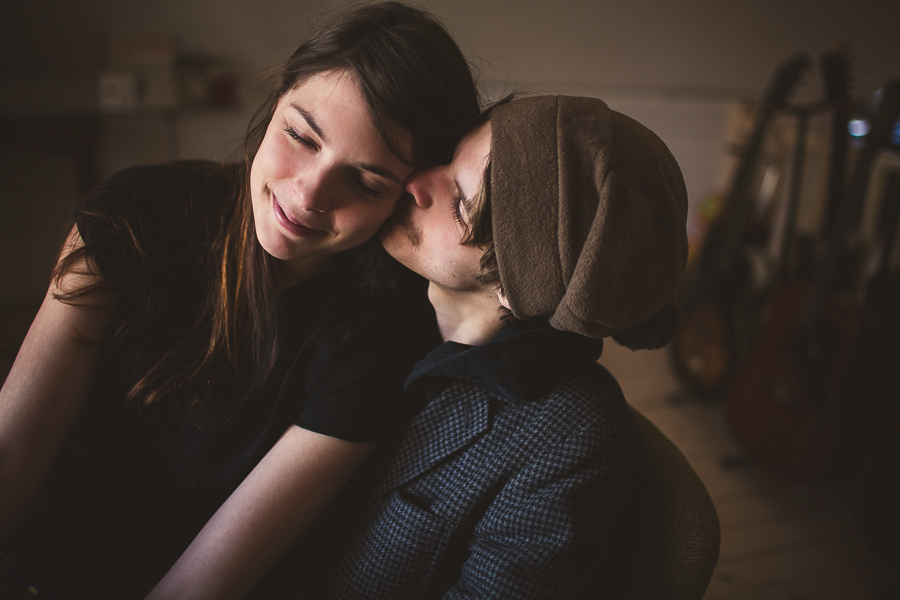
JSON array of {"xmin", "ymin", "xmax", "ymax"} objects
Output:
[
  {"xmin": 802, "ymin": 80, "xmax": 900, "ymax": 327},
  {"xmin": 821, "ymin": 48, "xmax": 853, "ymax": 236},
  {"xmin": 711, "ymin": 53, "xmax": 811, "ymax": 273},
  {"xmin": 777, "ymin": 104, "xmax": 817, "ymax": 282}
]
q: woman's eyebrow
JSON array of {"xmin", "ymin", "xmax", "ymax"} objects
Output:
[
  {"xmin": 290, "ymin": 101, "xmax": 401, "ymax": 184},
  {"xmin": 357, "ymin": 162, "xmax": 401, "ymax": 184},
  {"xmin": 290, "ymin": 103, "xmax": 325, "ymax": 141}
]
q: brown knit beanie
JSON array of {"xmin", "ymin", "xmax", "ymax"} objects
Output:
[{"xmin": 491, "ymin": 95, "xmax": 689, "ymax": 339}]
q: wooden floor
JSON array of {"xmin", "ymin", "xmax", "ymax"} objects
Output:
[{"xmin": 598, "ymin": 342, "xmax": 898, "ymax": 600}]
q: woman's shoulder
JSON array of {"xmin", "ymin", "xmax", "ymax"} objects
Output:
[
  {"xmin": 76, "ymin": 160, "xmax": 241, "ymax": 287},
  {"xmin": 81, "ymin": 160, "xmax": 240, "ymax": 222},
  {"xmin": 105, "ymin": 159, "xmax": 239, "ymax": 188}
]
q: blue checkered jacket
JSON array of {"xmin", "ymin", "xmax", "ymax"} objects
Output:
[{"xmin": 324, "ymin": 323, "xmax": 645, "ymax": 599}]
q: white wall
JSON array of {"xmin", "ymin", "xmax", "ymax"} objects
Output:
[
  {"xmin": 6, "ymin": 0, "xmax": 899, "ymax": 180},
  {"xmin": 2, "ymin": 0, "xmax": 899, "ymax": 298},
  {"xmin": 11, "ymin": 0, "xmax": 894, "ymax": 93}
]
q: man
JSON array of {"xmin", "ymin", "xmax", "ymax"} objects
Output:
[{"xmin": 317, "ymin": 94, "xmax": 687, "ymax": 598}]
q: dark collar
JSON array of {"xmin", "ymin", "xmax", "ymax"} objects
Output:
[{"xmin": 405, "ymin": 318, "xmax": 604, "ymax": 403}]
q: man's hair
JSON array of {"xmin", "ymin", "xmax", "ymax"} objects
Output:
[
  {"xmin": 457, "ymin": 104, "xmax": 505, "ymax": 294},
  {"xmin": 461, "ymin": 157, "xmax": 501, "ymax": 288}
]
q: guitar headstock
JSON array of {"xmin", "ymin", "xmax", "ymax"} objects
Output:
[
  {"xmin": 865, "ymin": 80, "xmax": 900, "ymax": 149},
  {"xmin": 762, "ymin": 53, "xmax": 812, "ymax": 111}
]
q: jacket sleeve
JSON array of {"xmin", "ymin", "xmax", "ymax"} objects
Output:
[{"xmin": 443, "ymin": 419, "xmax": 643, "ymax": 599}]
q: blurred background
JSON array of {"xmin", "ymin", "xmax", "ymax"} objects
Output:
[
  {"xmin": 2, "ymin": 1, "xmax": 900, "ymax": 597},
  {"xmin": 2, "ymin": 0, "xmax": 899, "ymax": 300}
]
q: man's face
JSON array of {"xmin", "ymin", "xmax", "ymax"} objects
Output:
[{"xmin": 380, "ymin": 121, "xmax": 492, "ymax": 292}]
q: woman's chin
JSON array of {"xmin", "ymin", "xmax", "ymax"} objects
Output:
[{"xmin": 257, "ymin": 226, "xmax": 300, "ymax": 261}]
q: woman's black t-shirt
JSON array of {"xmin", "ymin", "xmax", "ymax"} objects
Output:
[{"xmin": 2, "ymin": 160, "xmax": 438, "ymax": 598}]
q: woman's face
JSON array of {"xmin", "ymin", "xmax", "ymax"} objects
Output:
[{"xmin": 250, "ymin": 69, "xmax": 413, "ymax": 281}]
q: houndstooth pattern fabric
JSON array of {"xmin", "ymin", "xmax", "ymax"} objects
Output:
[{"xmin": 327, "ymin": 363, "xmax": 645, "ymax": 599}]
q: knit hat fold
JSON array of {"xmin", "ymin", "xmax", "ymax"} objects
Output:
[{"xmin": 491, "ymin": 95, "xmax": 689, "ymax": 338}]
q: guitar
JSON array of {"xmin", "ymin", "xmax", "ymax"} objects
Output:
[
  {"xmin": 780, "ymin": 47, "xmax": 853, "ymax": 287},
  {"xmin": 724, "ymin": 49, "xmax": 853, "ymax": 387},
  {"xmin": 725, "ymin": 100, "xmax": 818, "ymax": 379},
  {"xmin": 671, "ymin": 53, "xmax": 810, "ymax": 398},
  {"xmin": 725, "ymin": 79, "xmax": 900, "ymax": 481}
]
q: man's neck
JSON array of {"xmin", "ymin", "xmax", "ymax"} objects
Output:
[{"xmin": 427, "ymin": 282, "xmax": 508, "ymax": 346}]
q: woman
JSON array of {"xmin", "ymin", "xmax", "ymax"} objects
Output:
[{"xmin": 0, "ymin": 3, "xmax": 480, "ymax": 598}]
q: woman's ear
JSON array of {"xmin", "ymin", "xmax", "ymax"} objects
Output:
[{"xmin": 496, "ymin": 289, "xmax": 510, "ymax": 310}]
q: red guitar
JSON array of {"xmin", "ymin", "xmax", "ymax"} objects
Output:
[{"xmin": 725, "ymin": 79, "xmax": 900, "ymax": 481}]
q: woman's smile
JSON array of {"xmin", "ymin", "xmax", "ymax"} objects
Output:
[{"xmin": 271, "ymin": 191, "xmax": 330, "ymax": 238}]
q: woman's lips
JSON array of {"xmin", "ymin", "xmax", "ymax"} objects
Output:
[{"xmin": 272, "ymin": 193, "xmax": 328, "ymax": 238}]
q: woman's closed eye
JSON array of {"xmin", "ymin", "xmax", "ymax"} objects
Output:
[
  {"xmin": 284, "ymin": 126, "xmax": 318, "ymax": 150},
  {"xmin": 356, "ymin": 175, "xmax": 389, "ymax": 199}
]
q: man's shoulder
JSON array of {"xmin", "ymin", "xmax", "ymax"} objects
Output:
[
  {"xmin": 432, "ymin": 362, "xmax": 636, "ymax": 453},
  {"xmin": 509, "ymin": 363, "xmax": 627, "ymax": 421},
  {"xmin": 530, "ymin": 364, "xmax": 637, "ymax": 447}
]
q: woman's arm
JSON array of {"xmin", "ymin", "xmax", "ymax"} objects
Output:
[
  {"xmin": 0, "ymin": 229, "xmax": 112, "ymax": 539},
  {"xmin": 147, "ymin": 425, "xmax": 375, "ymax": 600}
]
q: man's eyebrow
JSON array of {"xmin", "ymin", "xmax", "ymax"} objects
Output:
[{"xmin": 289, "ymin": 103, "xmax": 325, "ymax": 141}]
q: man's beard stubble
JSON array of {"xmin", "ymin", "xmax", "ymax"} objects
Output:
[{"xmin": 393, "ymin": 194, "xmax": 422, "ymax": 249}]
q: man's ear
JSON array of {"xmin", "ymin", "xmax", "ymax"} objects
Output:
[{"xmin": 496, "ymin": 289, "xmax": 511, "ymax": 310}]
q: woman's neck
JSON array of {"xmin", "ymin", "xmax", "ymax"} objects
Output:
[
  {"xmin": 278, "ymin": 255, "xmax": 336, "ymax": 291},
  {"xmin": 427, "ymin": 283, "xmax": 508, "ymax": 346}
]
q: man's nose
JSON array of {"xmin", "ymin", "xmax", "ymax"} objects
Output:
[{"xmin": 404, "ymin": 166, "xmax": 442, "ymax": 209}]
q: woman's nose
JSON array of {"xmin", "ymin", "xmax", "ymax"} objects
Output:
[
  {"xmin": 404, "ymin": 166, "xmax": 442, "ymax": 209},
  {"xmin": 292, "ymin": 166, "xmax": 333, "ymax": 213}
]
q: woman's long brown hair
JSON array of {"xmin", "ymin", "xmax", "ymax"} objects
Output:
[{"xmin": 53, "ymin": 2, "xmax": 481, "ymax": 409}]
